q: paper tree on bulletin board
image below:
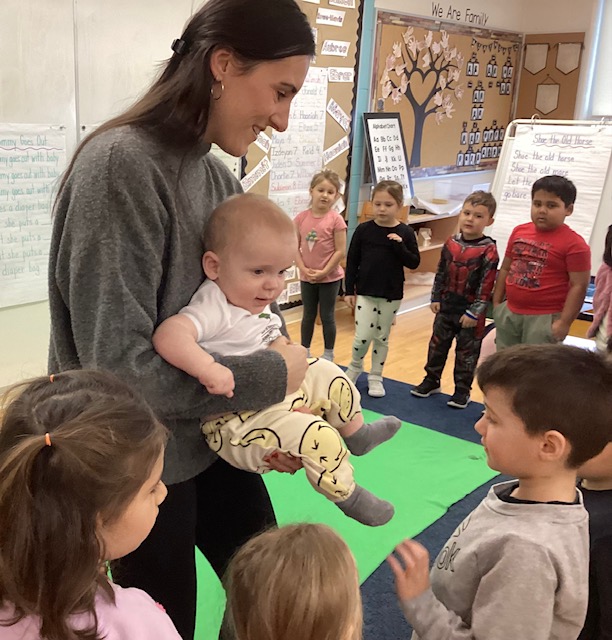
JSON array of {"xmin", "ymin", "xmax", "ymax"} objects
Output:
[
  {"xmin": 379, "ymin": 27, "xmax": 464, "ymax": 168},
  {"xmin": 374, "ymin": 14, "xmax": 521, "ymax": 177}
]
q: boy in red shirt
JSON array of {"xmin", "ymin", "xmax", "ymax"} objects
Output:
[{"xmin": 492, "ymin": 175, "xmax": 591, "ymax": 349}]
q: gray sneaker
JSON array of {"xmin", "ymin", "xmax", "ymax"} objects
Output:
[
  {"xmin": 410, "ymin": 378, "xmax": 441, "ymax": 398},
  {"xmin": 447, "ymin": 390, "xmax": 470, "ymax": 409}
]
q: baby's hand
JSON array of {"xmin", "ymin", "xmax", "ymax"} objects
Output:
[
  {"xmin": 199, "ymin": 363, "xmax": 235, "ymax": 398},
  {"xmin": 387, "ymin": 539, "xmax": 430, "ymax": 601},
  {"xmin": 387, "ymin": 233, "xmax": 402, "ymax": 243}
]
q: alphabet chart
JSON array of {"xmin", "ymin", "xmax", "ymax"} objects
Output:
[{"xmin": 363, "ymin": 112, "xmax": 413, "ymax": 201}]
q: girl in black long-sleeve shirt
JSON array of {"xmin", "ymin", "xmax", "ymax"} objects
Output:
[{"xmin": 344, "ymin": 180, "xmax": 420, "ymax": 397}]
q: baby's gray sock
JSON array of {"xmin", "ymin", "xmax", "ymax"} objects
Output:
[
  {"xmin": 336, "ymin": 485, "xmax": 394, "ymax": 526},
  {"xmin": 343, "ymin": 416, "xmax": 401, "ymax": 456}
]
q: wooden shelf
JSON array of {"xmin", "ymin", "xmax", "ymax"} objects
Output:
[
  {"xmin": 417, "ymin": 241, "xmax": 445, "ymax": 253},
  {"xmin": 408, "ymin": 211, "xmax": 460, "ymax": 224},
  {"xmin": 359, "ymin": 201, "xmax": 461, "ymax": 225}
]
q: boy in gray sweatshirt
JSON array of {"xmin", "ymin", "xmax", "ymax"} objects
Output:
[{"xmin": 388, "ymin": 344, "xmax": 612, "ymax": 640}]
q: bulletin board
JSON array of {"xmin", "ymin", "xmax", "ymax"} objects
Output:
[
  {"xmin": 514, "ymin": 33, "xmax": 585, "ymax": 121},
  {"xmin": 242, "ymin": 0, "xmax": 363, "ymax": 219},
  {"xmin": 372, "ymin": 12, "xmax": 522, "ymax": 178}
]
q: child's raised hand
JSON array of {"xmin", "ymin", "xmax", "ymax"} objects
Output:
[
  {"xmin": 198, "ymin": 362, "xmax": 235, "ymax": 398},
  {"xmin": 387, "ymin": 539, "xmax": 430, "ymax": 602},
  {"xmin": 387, "ymin": 233, "xmax": 403, "ymax": 243}
]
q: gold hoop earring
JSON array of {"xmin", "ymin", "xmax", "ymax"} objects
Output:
[{"xmin": 211, "ymin": 81, "xmax": 225, "ymax": 101}]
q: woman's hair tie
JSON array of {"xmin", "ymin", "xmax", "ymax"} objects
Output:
[{"xmin": 171, "ymin": 38, "xmax": 189, "ymax": 55}]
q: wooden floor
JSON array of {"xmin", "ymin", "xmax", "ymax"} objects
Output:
[
  {"xmin": 286, "ymin": 304, "xmax": 594, "ymax": 405},
  {"xmin": 285, "ymin": 303, "xmax": 485, "ymax": 403}
]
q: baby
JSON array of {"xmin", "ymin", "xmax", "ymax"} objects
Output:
[{"xmin": 153, "ymin": 194, "xmax": 401, "ymax": 526}]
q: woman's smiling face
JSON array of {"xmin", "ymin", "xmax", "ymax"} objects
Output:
[{"xmin": 205, "ymin": 52, "xmax": 311, "ymax": 157}]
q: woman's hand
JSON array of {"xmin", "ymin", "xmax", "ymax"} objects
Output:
[
  {"xmin": 263, "ymin": 451, "xmax": 303, "ymax": 474},
  {"xmin": 387, "ymin": 539, "xmax": 431, "ymax": 601},
  {"xmin": 268, "ymin": 340, "xmax": 308, "ymax": 395}
]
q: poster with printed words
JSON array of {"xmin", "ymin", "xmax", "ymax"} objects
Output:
[
  {"xmin": 363, "ymin": 113, "xmax": 413, "ymax": 201},
  {"xmin": 492, "ymin": 123, "xmax": 612, "ymax": 259},
  {"xmin": 268, "ymin": 67, "xmax": 328, "ymax": 218},
  {"xmin": 0, "ymin": 124, "xmax": 67, "ymax": 308}
]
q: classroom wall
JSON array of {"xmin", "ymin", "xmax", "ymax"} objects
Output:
[
  {"xmin": 365, "ymin": 0, "xmax": 599, "ymax": 206},
  {"xmin": 0, "ymin": 0, "xmax": 197, "ymax": 388},
  {"xmin": 363, "ymin": 0, "xmax": 607, "ymax": 272},
  {"xmin": 354, "ymin": 0, "xmax": 525, "ymax": 219},
  {"xmin": 0, "ymin": 0, "xmax": 606, "ymax": 387}
]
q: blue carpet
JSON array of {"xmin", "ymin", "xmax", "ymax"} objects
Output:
[
  {"xmin": 356, "ymin": 374, "xmax": 485, "ymax": 445},
  {"xmin": 356, "ymin": 374, "xmax": 501, "ymax": 639}
]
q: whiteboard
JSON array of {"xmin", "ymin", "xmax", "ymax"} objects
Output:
[{"xmin": 491, "ymin": 119, "xmax": 612, "ymax": 269}]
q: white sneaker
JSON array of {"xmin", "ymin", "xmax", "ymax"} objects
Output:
[{"xmin": 368, "ymin": 376, "xmax": 386, "ymax": 398}]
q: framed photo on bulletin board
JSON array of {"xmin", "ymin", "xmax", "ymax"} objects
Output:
[{"xmin": 363, "ymin": 112, "xmax": 413, "ymax": 201}]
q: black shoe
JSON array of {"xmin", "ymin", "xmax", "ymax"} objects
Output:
[
  {"xmin": 447, "ymin": 390, "xmax": 470, "ymax": 409},
  {"xmin": 410, "ymin": 378, "xmax": 441, "ymax": 398}
]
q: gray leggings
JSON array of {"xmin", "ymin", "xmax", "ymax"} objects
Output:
[{"xmin": 300, "ymin": 279, "xmax": 341, "ymax": 350}]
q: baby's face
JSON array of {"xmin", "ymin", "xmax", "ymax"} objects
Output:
[{"xmin": 214, "ymin": 227, "xmax": 297, "ymax": 315}]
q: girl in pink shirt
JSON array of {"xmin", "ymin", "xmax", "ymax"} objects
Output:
[
  {"xmin": 587, "ymin": 224, "xmax": 612, "ymax": 353},
  {"xmin": 0, "ymin": 370, "xmax": 180, "ymax": 640},
  {"xmin": 294, "ymin": 170, "xmax": 347, "ymax": 361}
]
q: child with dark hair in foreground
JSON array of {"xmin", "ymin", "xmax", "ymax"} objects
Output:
[
  {"xmin": 389, "ymin": 344, "xmax": 612, "ymax": 640},
  {"xmin": 577, "ymin": 441, "xmax": 612, "ymax": 640},
  {"xmin": 0, "ymin": 370, "xmax": 178, "ymax": 640},
  {"xmin": 577, "ymin": 339, "xmax": 612, "ymax": 640}
]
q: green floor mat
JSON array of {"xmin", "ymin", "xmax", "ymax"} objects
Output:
[{"xmin": 194, "ymin": 411, "xmax": 497, "ymax": 639}]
